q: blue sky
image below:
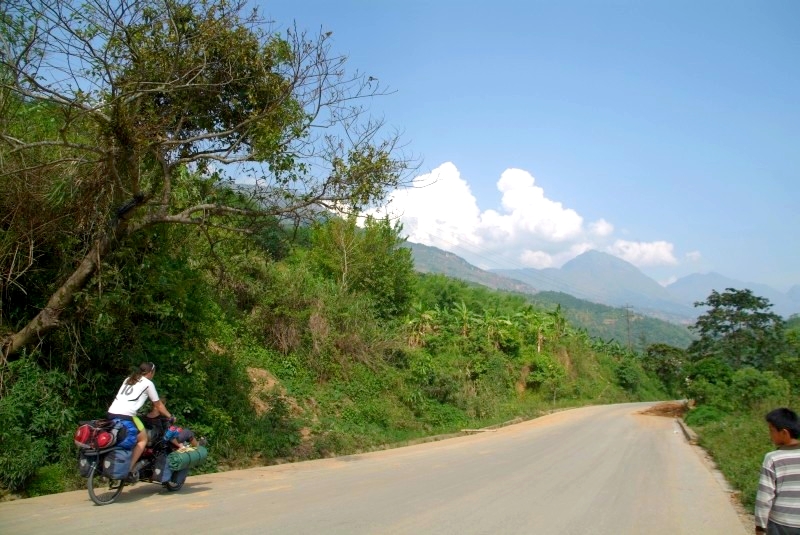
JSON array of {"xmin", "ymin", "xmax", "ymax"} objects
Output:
[{"xmin": 263, "ymin": 1, "xmax": 799, "ymax": 291}]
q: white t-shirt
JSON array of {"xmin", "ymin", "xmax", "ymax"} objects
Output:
[{"xmin": 108, "ymin": 376, "xmax": 160, "ymax": 416}]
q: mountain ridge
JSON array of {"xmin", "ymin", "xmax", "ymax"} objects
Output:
[{"xmin": 406, "ymin": 242, "xmax": 800, "ymax": 320}]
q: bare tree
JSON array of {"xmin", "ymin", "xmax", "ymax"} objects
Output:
[{"xmin": 0, "ymin": 0, "xmax": 412, "ymax": 359}]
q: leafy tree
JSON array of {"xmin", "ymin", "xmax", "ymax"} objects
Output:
[
  {"xmin": 308, "ymin": 214, "xmax": 415, "ymax": 319},
  {"xmin": 0, "ymin": 0, "xmax": 409, "ymax": 359},
  {"xmin": 687, "ymin": 288, "xmax": 784, "ymax": 370},
  {"xmin": 526, "ymin": 353, "xmax": 567, "ymax": 402},
  {"xmin": 727, "ymin": 368, "xmax": 789, "ymax": 412},
  {"xmin": 682, "ymin": 356, "xmax": 733, "ymax": 406},
  {"xmin": 643, "ymin": 343, "xmax": 686, "ymax": 395},
  {"xmin": 774, "ymin": 319, "xmax": 800, "ymax": 392}
]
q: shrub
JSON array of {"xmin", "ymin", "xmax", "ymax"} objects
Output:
[
  {"xmin": 684, "ymin": 405, "xmax": 727, "ymax": 426},
  {"xmin": 0, "ymin": 356, "xmax": 76, "ymax": 491},
  {"xmin": 728, "ymin": 368, "xmax": 790, "ymax": 412}
]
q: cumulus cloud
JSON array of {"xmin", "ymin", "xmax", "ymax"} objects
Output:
[
  {"xmin": 493, "ymin": 168, "xmax": 584, "ymax": 242},
  {"xmin": 520, "ymin": 250, "xmax": 554, "ymax": 269},
  {"xmin": 606, "ymin": 240, "xmax": 678, "ymax": 266},
  {"xmin": 369, "ymin": 162, "xmax": 680, "ymax": 271},
  {"xmin": 686, "ymin": 251, "xmax": 702, "ymax": 262},
  {"xmin": 589, "ymin": 219, "xmax": 614, "ymax": 237},
  {"xmin": 370, "ymin": 162, "xmax": 483, "ymax": 250},
  {"xmin": 659, "ymin": 276, "xmax": 678, "ymax": 287}
]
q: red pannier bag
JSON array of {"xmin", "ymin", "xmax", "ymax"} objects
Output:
[{"xmin": 74, "ymin": 419, "xmax": 118, "ymax": 449}]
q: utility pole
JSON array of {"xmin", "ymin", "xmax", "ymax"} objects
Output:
[{"xmin": 624, "ymin": 304, "xmax": 633, "ymax": 351}]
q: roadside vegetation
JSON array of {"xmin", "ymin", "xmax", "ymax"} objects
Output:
[
  {"xmin": 0, "ymin": 0, "xmax": 796, "ymax": 514},
  {"xmin": 0, "ymin": 0, "xmax": 666, "ymax": 499},
  {"xmin": 679, "ymin": 307, "xmax": 800, "ymax": 510}
]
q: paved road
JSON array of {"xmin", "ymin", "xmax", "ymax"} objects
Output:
[{"xmin": 0, "ymin": 402, "xmax": 750, "ymax": 534}]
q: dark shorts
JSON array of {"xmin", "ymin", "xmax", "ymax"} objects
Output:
[
  {"xmin": 177, "ymin": 429, "xmax": 195, "ymax": 443},
  {"xmin": 768, "ymin": 521, "xmax": 800, "ymax": 535}
]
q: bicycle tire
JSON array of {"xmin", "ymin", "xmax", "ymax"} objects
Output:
[{"xmin": 87, "ymin": 462, "xmax": 124, "ymax": 505}]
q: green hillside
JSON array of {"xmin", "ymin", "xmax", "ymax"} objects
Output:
[
  {"xmin": 529, "ymin": 292, "xmax": 695, "ymax": 350},
  {"xmin": 1, "ymin": 213, "xmax": 668, "ymax": 498},
  {"xmin": 405, "ymin": 243, "xmax": 695, "ymax": 350},
  {"xmin": 0, "ymin": 2, "xmax": 672, "ymax": 499}
]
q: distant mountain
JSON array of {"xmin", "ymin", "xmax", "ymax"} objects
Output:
[
  {"xmin": 789, "ymin": 285, "xmax": 800, "ymax": 304},
  {"xmin": 405, "ymin": 241, "xmax": 799, "ymax": 333},
  {"xmin": 405, "ymin": 242, "xmax": 538, "ymax": 294},
  {"xmin": 668, "ymin": 273, "xmax": 800, "ymax": 318},
  {"xmin": 404, "ymin": 242, "xmax": 694, "ymax": 347},
  {"xmin": 493, "ymin": 251, "xmax": 696, "ymax": 320}
]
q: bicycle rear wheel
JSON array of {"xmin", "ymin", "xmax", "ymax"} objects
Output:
[{"xmin": 87, "ymin": 462, "xmax": 124, "ymax": 505}]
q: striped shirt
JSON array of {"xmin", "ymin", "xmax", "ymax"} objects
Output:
[{"xmin": 755, "ymin": 444, "xmax": 800, "ymax": 529}]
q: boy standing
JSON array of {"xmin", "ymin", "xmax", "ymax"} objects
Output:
[{"xmin": 755, "ymin": 408, "xmax": 800, "ymax": 535}]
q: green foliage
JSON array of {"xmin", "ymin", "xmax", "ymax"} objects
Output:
[
  {"xmin": 686, "ymin": 356, "xmax": 734, "ymax": 385},
  {"xmin": 1, "ymin": 0, "xmax": 409, "ymax": 360},
  {"xmin": 684, "ymin": 405, "xmax": 727, "ymax": 426},
  {"xmin": 688, "ymin": 288, "xmax": 785, "ymax": 369},
  {"xmin": 774, "ymin": 326, "xmax": 800, "ymax": 387},
  {"xmin": 643, "ymin": 343, "xmax": 686, "ymax": 396},
  {"xmin": 727, "ymin": 368, "xmax": 790, "ymax": 412},
  {"xmin": 526, "ymin": 353, "xmax": 567, "ymax": 400},
  {"xmin": 683, "ymin": 357, "xmax": 733, "ymax": 407},
  {"xmin": 239, "ymin": 395, "xmax": 302, "ymax": 459},
  {"xmin": 532, "ymin": 291, "xmax": 695, "ymax": 350},
  {"xmin": 615, "ymin": 358, "xmax": 642, "ymax": 392},
  {"xmin": 26, "ymin": 461, "xmax": 81, "ymax": 497},
  {"xmin": 684, "ymin": 360, "xmax": 789, "ymax": 413},
  {"xmin": 686, "ymin": 407, "xmax": 779, "ymax": 511},
  {"xmin": 308, "ymin": 214, "xmax": 415, "ymax": 319},
  {"xmin": 0, "ymin": 356, "xmax": 77, "ymax": 491}
]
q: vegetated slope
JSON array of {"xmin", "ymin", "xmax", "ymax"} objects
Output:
[
  {"xmin": 405, "ymin": 242, "xmax": 537, "ymax": 294},
  {"xmin": 3, "ymin": 216, "xmax": 669, "ymax": 499},
  {"xmin": 530, "ymin": 291, "xmax": 695, "ymax": 350},
  {"xmin": 406, "ymin": 242, "xmax": 693, "ymax": 349}
]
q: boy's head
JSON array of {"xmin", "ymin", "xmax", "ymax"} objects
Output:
[{"xmin": 766, "ymin": 408, "xmax": 800, "ymax": 445}]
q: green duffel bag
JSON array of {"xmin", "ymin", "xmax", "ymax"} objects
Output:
[{"xmin": 166, "ymin": 445, "xmax": 208, "ymax": 471}]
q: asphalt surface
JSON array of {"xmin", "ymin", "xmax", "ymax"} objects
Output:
[{"xmin": 0, "ymin": 402, "xmax": 751, "ymax": 534}]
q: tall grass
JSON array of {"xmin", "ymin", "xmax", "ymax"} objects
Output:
[{"xmin": 687, "ymin": 403, "xmax": 792, "ymax": 512}]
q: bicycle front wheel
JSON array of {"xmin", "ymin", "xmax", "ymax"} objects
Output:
[{"xmin": 87, "ymin": 462, "xmax": 124, "ymax": 505}]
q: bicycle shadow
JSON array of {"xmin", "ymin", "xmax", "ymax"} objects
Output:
[{"xmin": 89, "ymin": 481, "xmax": 212, "ymax": 505}]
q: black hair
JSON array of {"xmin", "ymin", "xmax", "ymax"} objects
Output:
[
  {"xmin": 126, "ymin": 361, "xmax": 156, "ymax": 386},
  {"xmin": 766, "ymin": 408, "xmax": 800, "ymax": 439}
]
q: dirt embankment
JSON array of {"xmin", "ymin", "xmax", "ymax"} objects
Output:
[{"xmin": 639, "ymin": 401, "xmax": 690, "ymax": 418}]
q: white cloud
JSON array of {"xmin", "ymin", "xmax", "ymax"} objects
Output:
[
  {"xmin": 607, "ymin": 240, "xmax": 678, "ymax": 267},
  {"xmin": 369, "ymin": 162, "xmax": 483, "ymax": 250},
  {"xmin": 520, "ymin": 250, "xmax": 554, "ymax": 269},
  {"xmin": 494, "ymin": 168, "xmax": 583, "ymax": 242},
  {"xmin": 659, "ymin": 275, "xmax": 678, "ymax": 287},
  {"xmin": 686, "ymin": 251, "xmax": 702, "ymax": 262},
  {"xmin": 370, "ymin": 162, "xmax": 680, "ymax": 271},
  {"xmin": 589, "ymin": 219, "xmax": 614, "ymax": 237}
]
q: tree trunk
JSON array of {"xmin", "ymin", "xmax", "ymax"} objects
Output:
[
  {"xmin": 1, "ymin": 235, "xmax": 110, "ymax": 360},
  {"xmin": 1, "ymin": 197, "xmax": 143, "ymax": 361}
]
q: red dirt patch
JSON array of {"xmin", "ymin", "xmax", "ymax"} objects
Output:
[{"xmin": 639, "ymin": 401, "xmax": 690, "ymax": 418}]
